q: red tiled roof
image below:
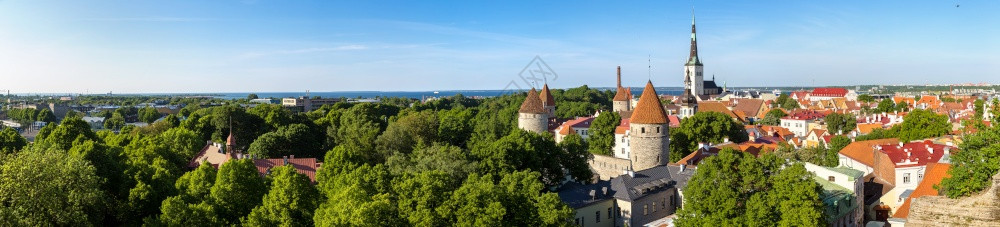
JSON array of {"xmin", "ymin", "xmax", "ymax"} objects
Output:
[
  {"xmin": 811, "ymin": 88, "xmax": 848, "ymax": 97},
  {"xmin": 838, "ymin": 138, "xmax": 901, "ymax": 167},
  {"xmin": 254, "ymin": 158, "xmax": 320, "ymax": 183},
  {"xmin": 667, "ymin": 115, "xmax": 681, "ymax": 128},
  {"xmin": 614, "ymin": 118, "xmax": 631, "ymax": 134},
  {"xmin": 892, "ymin": 163, "xmax": 951, "ymax": 219},
  {"xmin": 557, "ymin": 117, "xmax": 595, "ymax": 135},
  {"xmin": 876, "ymin": 140, "xmax": 952, "ymax": 168},
  {"xmin": 519, "ymin": 88, "xmax": 546, "ymax": 114},
  {"xmin": 782, "ymin": 109, "xmax": 827, "ymax": 120},
  {"xmin": 630, "ymin": 81, "xmax": 669, "ymax": 124},
  {"xmin": 539, "ymin": 84, "xmax": 556, "ymax": 106}
]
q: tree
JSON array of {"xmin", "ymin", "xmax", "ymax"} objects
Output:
[
  {"xmin": 105, "ymin": 112, "xmax": 126, "ymax": 131},
  {"xmin": 247, "ymin": 93, "xmax": 259, "ymax": 99},
  {"xmin": 244, "ymin": 165, "xmax": 320, "ymax": 227},
  {"xmin": 375, "ymin": 110, "xmax": 439, "ymax": 158},
  {"xmin": 163, "ymin": 114, "xmax": 181, "ymax": 128},
  {"xmin": 39, "ymin": 116, "xmax": 99, "ymax": 151},
  {"xmin": 896, "ymin": 109, "xmax": 950, "ymax": 141},
  {"xmin": 393, "ymin": 170, "xmax": 457, "ymax": 226},
  {"xmin": 0, "ymin": 149, "xmax": 104, "ymax": 226},
  {"xmin": 247, "ymin": 124, "xmax": 324, "ymax": 159},
  {"xmin": 211, "ymin": 159, "xmax": 267, "ymax": 224},
  {"xmin": 670, "ymin": 112, "xmax": 749, "ymax": 162},
  {"xmin": 438, "ymin": 108, "xmax": 474, "ymax": 147},
  {"xmin": 159, "ymin": 127, "xmax": 204, "ymax": 162},
  {"xmin": 139, "ymin": 107, "xmax": 161, "ymax": 124},
  {"xmin": 386, "ymin": 144, "xmax": 477, "ymax": 180},
  {"xmin": 675, "ymin": 149, "xmax": 825, "ymax": 226},
  {"xmin": 824, "ymin": 112, "xmax": 856, "ymax": 135},
  {"xmin": 758, "ymin": 109, "xmax": 787, "ymax": 126},
  {"xmin": 559, "ymin": 134, "xmax": 593, "ymax": 182},
  {"xmin": 876, "ymin": 98, "xmax": 896, "ymax": 113},
  {"xmin": 0, "ymin": 127, "xmax": 26, "ymax": 154},
  {"xmin": 939, "ymin": 127, "xmax": 1000, "ymax": 198},
  {"xmin": 781, "ymin": 99, "xmax": 800, "ymax": 110},
  {"xmin": 153, "ymin": 197, "xmax": 223, "ymax": 226},
  {"xmin": 827, "ymin": 135, "xmax": 851, "ymax": 167},
  {"xmin": 858, "ymin": 94, "xmax": 875, "ymax": 103},
  {"xmin": 36, "ymin": 108, "xmax": 56, "ymax": 123},
  {"xmin": 974, "ymin": 99, "xmax": 986, "ymax": 119},
  {"xmin": 437, "ymin": 171, "xmax": 574, "ymax": 226},
  {"xmin": 587, "ymin": 111, "xmax": 620, "ymax": 155},
  {"xmin": 473, "ymin": 129, "xmax": 566, "ymax": 187}
]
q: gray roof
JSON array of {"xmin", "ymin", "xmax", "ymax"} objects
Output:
[
  {"xmin": 556, "ymin": 180, "xmax": 615, "ymax": 209},
  {"xmin": 666, "ymin": 165, "xmax": 696, "ymax": 192},
  {"xmin": 610, "ymin": 165, "xmax": 676, "ymax": 202}
]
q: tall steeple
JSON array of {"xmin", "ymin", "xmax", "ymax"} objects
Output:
[{"xmin": 686, "ymin": 10, "xmax": 702, "ymax": 66}]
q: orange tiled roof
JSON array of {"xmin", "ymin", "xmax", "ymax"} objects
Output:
[
  {"xmin": 698, "ymin": 101, "xmax": 740, "ymax": 120},
  {"xmin": 838, "ymin": 138, "xmax": 901, "ymax": 167},
  {"xmin": 856, "ymin": 123, "xmax": 883, "ymax": 134},
  {"xmin": 613, "ymin": 87, "xmax": 630, "ymax": 101},
  {"xmin": 892, "ymin": 163, "xmax": 951, "ymax": 219},
  {"xmin": 539, "ymin": 84, "xmax": 556, "ymax": 106},
  {"xmin": 733, "ymin": 99, "xmax": 765, "ymax": 118},
  {"xmin": 518, "ymin": 88, "xmax": 546, "ymax": 114},
  {"xmin": 630, "ymin": 81, "xmax": 669, "ymax": 124}
]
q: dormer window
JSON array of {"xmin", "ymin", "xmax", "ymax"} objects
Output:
[{"xmin": 828, "ymin": 176, "xmax": 835, "ymax": 182}]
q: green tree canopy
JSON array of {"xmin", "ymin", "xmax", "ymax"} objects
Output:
[
  {"xmin": 244, "ymin": 165, "xmax": 320, "ymax": 227},
  {"xmin": 0, "ymin": 127, "xmax": 27, "ymax": 154},
  {"xmin": 0, "ymin": 149, "xmax": 104, "ymax": 226},
  {"xmin": 758, "ymin": 108, "xmax": 787, "ymax": 126},
  {"xmin": 587, "ymin": 111, "xmax": 621, "ymax": 155},
  {"xmin": 896, "ymin": 109, "xmax": 951, "ymax": 141},
  {"xmin": 139, "ymin": 107, "xmax": 161, "ymax": 124},
  {"xmin": 36, "ymin": 108, "xmax": 57, "ymax": 123},
  {"xmin": 670, "ymin": 111, "xmax": 749, "ymax": 162},
  {"xmin": 939, "ymin": 126, "xmax": 1000, "ymax": 198},
  {"xmin": 824, "ymin": 112, "xmax": 857, "ymax": 135},
  {"xmin": 211, "ymin": 159, "xmax": 267, "ymax": 224},
  {"xmin": 675, "ymin": 149, "xmax": 825, "ymax": 226}
]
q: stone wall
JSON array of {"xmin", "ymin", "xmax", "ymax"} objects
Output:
[
  {"xmin": 905, "ymin": 171, "xmax": 1000, "ymax": 226},
  {"xmin": 517, "ymin": 113, "xmax": 548, "ymax": 134},
  {"xmin": 629, "ymin": 123, "xmax": 669, "ymax": 172},
  {"xmin": 613, "ymin": 100, "xmax": 630, "ymax": 113},
  {"xmin": 589, "ymin": 154, "xmax": 631, "ymax": 180}
]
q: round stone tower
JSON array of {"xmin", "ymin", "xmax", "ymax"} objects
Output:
[
  {"xmin": 518, "ymin": 88, "xmax": 548, "ymax": 134},
  {"xmin": 612, "ymin": 66, "xmax": 632, "ymax": 113},
  {"xmin": 628, "ymin": 81, "xmax": 670, "ymax": 171}
]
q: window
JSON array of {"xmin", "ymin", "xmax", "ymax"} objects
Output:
[
  {"xmin": 652, "ymin": 202, "xmax": 656, "ymax": 212},
  {"xmin": 621, "ymin": 148, "xmax": 625, "ymax": 154},
  {"xmin": 575, "ymin": 218, "xmax": 580, "ymax": 226},
  {"xmin": 608, "ymin": 208, "xmax": 612, "ymax": 219},
  {"xmin": 596, "ymin": 211, "xmax": 600, "ymax": 223},
  {"xmin": 828, "ymin": 176, "xmax": 835, "ymax": 181},
  {"xmin": 656, "ymin": 127, "xmax": 660, "ymax": 133},
  {"xmin": 643, "ymin": 205, "xmax": 648, "ymax": 215},
  {"xmin": 918, "ymin": 173, "xmax": 924, "ymax": 181},
  {"xmin": 617, "ymin": 207, "xmax": 621, "ymax": 218},
  {"xmin": 641, "ymin": 127, "xmax": 645, "ymax": 133},
  {"xmin": 903, "ymin": 173, "xmax": 911, "ymax": 183},
  {"xmin": 662, "ymin": 197, "xmax": 666, "ymax": 209},
  {"xmin": 670, "ymin": 195, "xmax": 676, "ymax": 207}
]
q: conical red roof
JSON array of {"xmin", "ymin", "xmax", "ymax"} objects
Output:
[
  {"xmin": 539, "ymin": 84, "xmax": 555, "ymax": 106},
  {"xmin": 519, "ymin": 88, "xmax": 546, "ymax": 114},
  {"xmin": 613, "ymin": 87, "xmax": 630, "ymax": 101},
  {"xmin": 630, "ymin": 81, "xmax": 669, "ymax": 124}
]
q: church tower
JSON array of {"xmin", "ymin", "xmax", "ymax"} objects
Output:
[
  {"xmin": 539, "ymin": 84, "xmax": 556, "ymax": 120},
  {"xmin": 518, "ymin": 88, "xmax": 548, "ymax": 134},
  {"xmin": 628, "ymin": 81, "xmax": 670, "ymax": 171},
  {"xmin": 612, "ymin": 66, "xmax": 632, "ymax": 113},
  {"xmin": 685, "ymin": 11, "xmax": 705, "ymax": 96},
  {"xmin": 679, "ymin": 69, "xmax": 698, "ymax": 119}
]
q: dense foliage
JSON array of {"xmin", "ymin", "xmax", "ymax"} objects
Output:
[
  {"xmin": 669, "ymin": 112, "xmax": 749, "ymax": 162},
  {"xmin": 758, "ymin": 108, "xmax": 787, "ymax": 126},
  {"xmin": 675, "ymin": 149, "xmax": 826, "ymax": 226},
  {"xmin": 587, "ymin": 111, "xmax": 620, "ymax": 155},
  {"xmin": 939, "ymin": 126, "xmax": 1000, "ymax": 198}
]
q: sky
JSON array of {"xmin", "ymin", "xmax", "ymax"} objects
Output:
[{"xmin": 1, "ymin": 0, "xmax": 998, "ymax": 93}]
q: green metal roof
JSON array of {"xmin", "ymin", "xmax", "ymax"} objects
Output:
[
  {"xmin": 827, "ymin": 166, "xmax": 865, "ymax": 181},
  {"xmin": 813, "ymin": 176, "xmax": 859, "ymax": 222}
]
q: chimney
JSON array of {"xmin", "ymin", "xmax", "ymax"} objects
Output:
[
  {"xmin": 590, "ymin": 190, "xmax": 596, "ymax": 200},
  {"xmin": 679, "ymin": 164, "xmax": 686, "ymax": 173},
  {"xmin": 289, "ymin": 155, "xmax": 294, "ymax": 159},
  {"xmin": 283, "ymin": 156, "xmax": 288, "ymax": 165},
  {"xmin": 899, "ymin": 142, "xmax": 904, "ymax": 147},
  {"xmin": 602, "ymin": 187, "xmax": 608, "ymax": 196},
  {"xmin": 724, "ymin": 138, "xmax": 730, "ymax": 143},
  {"xmin": 616, "ymin": 66, "xmax": 622, "ymax": 88}
]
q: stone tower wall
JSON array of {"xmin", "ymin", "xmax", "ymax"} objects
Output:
[
  {"xmin": 613, "ymin": 100, "xmax": 630, "ymax": 113},
  {"xmin": 518, "ymin": 113, "xmax": 548, "ymax": 134},
  {"xmin": 629, "ymin": 122, "xmax": 669, "ymax": 171}
]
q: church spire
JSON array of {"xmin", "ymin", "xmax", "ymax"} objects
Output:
[{"xmin": 686, "ymin": 9, "xmax": 702, "ymax": 66}]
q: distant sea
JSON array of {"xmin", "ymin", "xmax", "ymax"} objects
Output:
[{"xmin": 18, "ymin": 86, "xmax": 815, "ymax": 100}]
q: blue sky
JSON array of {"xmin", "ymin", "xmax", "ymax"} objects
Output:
[{"xmin": 1, "ymin": 0, "xmax": 998, "ymax": 93}]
